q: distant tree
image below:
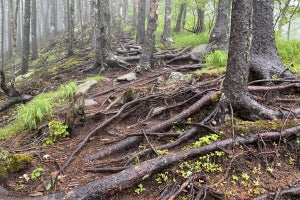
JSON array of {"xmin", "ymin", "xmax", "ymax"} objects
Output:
[
  {"xmin": 1, "ymin": 0, "xmax": 4, "ymax": 71},
  {"xmin": 174, "ymin": 3, "xmax": 186, "ymax": 32},
  {"xmin": 206, "ymin": 0, "xmax": 231, "ymax": 52},
  {"xmin": 77, "ymin": 0, "xmax": 83, "ymax": 45},
  {"xmin": 161, "ymin": 0, "xmax": 172, "ymax": 43},
  {"xmin": 31, "ymin": 0, "xmax": 38, "ymax": 60},
  {"xmin": 138, "ymin": 0, "xmax": 160, "ymax": 70},
  {"xmin": 194, "ymin": 3, "xmax": 205, "ymax": 33},
  {"xmin": 50, "ymin": 0, "xmax": 58, "ymax": 38},
  {"xmin": 67, "ymin": 0, "xmax": 74, "ymax": 56},
  {"xmin": 21, "ymin": 0, "xmax": 30, "ymax": 75},
  {"xmin": 132, "ymin": 0, "xmax": 138, "ymax": 30},
  {"xmin": 136, "ymin": 0, "xmax": 146, "ymax": 44}
]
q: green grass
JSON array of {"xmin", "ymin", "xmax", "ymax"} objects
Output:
[
  {"xmin": 0, "ymin": 82, "xmax": 77, "ymax": 139},
  {"xmin": 172, "ymin": 31, "xmax": 209, "ymax": 48},
  {"xmin": 205, "ymin": 50, "xmax": 228, "ymax": 68},
  {"xmin": 276, "ymin": 39, "xmax": 300, "ymax": 76}
]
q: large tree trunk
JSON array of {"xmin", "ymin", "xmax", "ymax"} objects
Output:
[
  {"xmin": 250, "ymin": 0, "xmax": 294, "ymax": 80},
  {"xmin": 160, "ymin": 0, "xmax": 172, "ymax": 43},
  {"xmin": 206, "ymin": 0, "xmax": 231, "ymax": 52},
  {"xmin": 31, "ymin": 0, "xmax": 38, "ymax": 60},
  {"xmin": 136, "ymin": 0, "xmax": 146, "ymax": 44},
  {"xmin": 174, "ymin": 3, "xmax": 186, "ymax": 33},
  {"xmin": 21, "ymin": 0, "xmax": 30, "ymax": 75},
  {"xmin": 138, "ymin": 0, "xmax": 159, "ymax": 69}
]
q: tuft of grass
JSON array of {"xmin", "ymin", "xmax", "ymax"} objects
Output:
[
  {"xmin": 276, "ymin": 39, "xmax": 300, "ymax": 76},
  {"xmin": 84, "ymin": 76, "xmax": 106, "ymax": 83},
  {"xmin": 172, "ymin": 31, "xmax": 209, "ymax": 48},
  {"xmin": 0, "ymin": 82, "xmax": 77, "ymax": 139},
  {"xmin": 205, "ymin": 50, "xmax": 228, "ymax": 68}
]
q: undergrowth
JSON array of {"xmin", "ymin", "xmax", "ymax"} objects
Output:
[{"xmin": 0, "ymin": 82, "xmax": 77, "ymax": 139}]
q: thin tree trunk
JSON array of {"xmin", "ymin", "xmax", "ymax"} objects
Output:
[
  {"xmin": 1, "ymin": 0, "xmax": 4, "ymax": 71},
  {"xmin": 21, "ymin": 0, "xmax": 30, "ymax": 75},
  {"xmin": 132, "ymin": 0, "xmax": 138, "ymax": 30},
  {"xmin": 67, "ymin": 0, "xmax": 74, "ymax": 56},
  {"xmin": 161, "ymin": 0, "xmax": 172, "ymax": 43},
  {"xmin": 31, "ymin": 0, "xmax": 38, "ymax": 60},
  {"xmin": 194, "ymin": 7, "xmax": 205, "ymax": 33},
  {"xmin": 287, "ymin": 2, "xmax": 299, "ymax": 40},
  {"xmin": 174, "ymin": 3, "xmax": 186, "ymax": 32},
  {"xmin": 50, "ymin": 0, "xmax": 58, "ymax": 38},
  {"xmin": 136, "ymin": 0, "xmax": 146, "ymax": 44},
  {"xmin": 77, "ymin": 0, "xmax": 83, "ymax": 45}
]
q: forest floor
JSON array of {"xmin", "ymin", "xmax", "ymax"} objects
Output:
[{"xmin": 0, "ymin": 30, "xmax": 300, "ymax": 200}]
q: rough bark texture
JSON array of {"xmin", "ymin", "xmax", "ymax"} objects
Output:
[
  {"xmin": 206, "ymin": 0, "xmax": 231, "ymax": 52},
  {"xmin": 31, "ymin": 0, "xmax": 38, "ymax": 60},
  {"xmin": 95, "ymin": 0, "xmax": 113, "ymax": 67},
  {"xmin": 138, "ymin": 0, "xmax": 159, "ymax": 69},
  {"xmin": 136, "ymin": 0, "xmax": 146, "ymax": 44},
  {"xmin": 160, "ymin": 0, "xmax": 172, "ymax": 42},
  {"xmin": 250, "ymin": 0, "xmax": 294, "ymax": 79},
  {"xmin": 174, "ymin": 3, "xmax": 186, "ymax": 33},
  {"xmin": 21, "ymin": 0, "xmax": 30, "ymax": 75}
]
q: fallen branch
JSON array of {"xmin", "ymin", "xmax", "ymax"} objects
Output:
[
  {"xmin": 254, "ymin": 187, "xmax": 300, "ymax": 200},
  {"xmin": 248, "ymin": 83, "xmax": 300, "ymax": 92}
]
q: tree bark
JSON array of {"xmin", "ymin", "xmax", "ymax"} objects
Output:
[
  {"xmin": 67, "ymin": 0, "xmax": 74, "ymax": 56},
  {"xmin": 136, "ymin": 0, "xmax": 146, "ymax": 44},
  {"xmin": 132, "ymin": 0, "xmax": 138, "ymax": 30},
  {"xmin": 1, "ymin": 0, "xmax": 4, "ymax": 71},
  {"xmin": 21, "ymin": 0, "xmax": 31, "ymax": 75},
  {"xmin": 160, "ymin": 0, "xmax": 172, "ymax": 43},
  {"xmin": 138, "ymin": 0, "xmax": 159, "ymax": 69},
  {"xmin": 206, "ymin": 0, "xmax": 231, "ymax": 52},
  {"xmin": 250, "ymin": 0, "xmax": 294, "ymax": 80},
  {"xmin": 31, "ymin": 0, "xmax": 38, "ymax": 60},
  {"xmin": 194, "ymin": 7, "xmax": 205, "ymax": 34},
  {"xmin": 95, "ymin": 0, "xmax": 113, "ymax": 67},
  {"xmin": 50, "ymin": 0, "xmax": 58, "ymax": 38}
]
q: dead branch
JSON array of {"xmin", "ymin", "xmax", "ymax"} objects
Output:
[
  {"xmin": 254, "ymin": 187, "xmax": 300, "ymax": 200},
  {"xmin": 0, "ymin": 95, "xmax": 32, "ymax": 113}
]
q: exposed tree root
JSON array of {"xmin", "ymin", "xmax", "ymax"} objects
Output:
[
  {"xmin": 85, "ymin": 91, "xmax": 218, "ymax": 161},
  {"xmin": 254, "ymin": 187, "xmax": 300, "ymax": 200},
  {"xmin": 62, "ymin": 94, "xmax": 160, "ymax": 171},
  {"xmin": 0, "ymin": 95, "xmax": 32, "ymax": 113},
  {"xmin": 3, "ymin": 125, "xmax": 300, "ymax": 200}
]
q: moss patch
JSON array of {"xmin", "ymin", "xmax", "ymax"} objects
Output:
[
  {"xmin": 227, "ymin": 118, "xmax": 299, "ymax": 134},
  {"xmin": 0, "ymin": 150, "xmax": 32, "ymax": 180}
]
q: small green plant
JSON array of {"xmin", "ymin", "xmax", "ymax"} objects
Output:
[
  {"xmin": 157, "ymin": 149, "xmax": 169, "ymax": 155},
  {"xmin": 266, "ymin": 167, "xmax": 274, "ymax": 173},
  {"xmin": 156, "ymin": 172, "xmax": 169, "ymax": 184},
  {"xmin": 31, "ymin": 167, "xmax": 44, "ymax": 180},
  {"xmin": 231, "ymin": 174, "xmax": 239, "ymax": 185},
  {"xmin": 288, "ymin": 156, "xmax": 295, "ymax": 165},
  {"xmin": 241, "ymin": 172, "xmax": 250, "ymax": 181},
  {"xmin": 134, "ymin": 184, "xmax": 146, "ymax": 195},
  {"xmin": 84, "ymin": 76, "xmax": 106, "ymax": 83},
  {"xmin": 205, "ymin": 50, "xmax": 228, "ymax": 68},
  {"xmin": 43, "ymin": 120, "xmax": 69, "ymax": 146}
]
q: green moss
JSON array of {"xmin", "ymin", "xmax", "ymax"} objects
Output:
[
  {"xmin": 84, "ymin": 76, "xmax": 106, "ymax": 83},
  {"xmin": 0, "ymin": 150, "xmax": 32, "ymax": 180},
  {"xmin": 210, "ymin": 93, "xmax": 221, "ymax": 103},
  {"xmin": 227, "ymin": 118, "xmax": 299, "ymax": 133},
  {"xmin": 194, "ymin": 67, "xmax": 226, "ymax": 76}
]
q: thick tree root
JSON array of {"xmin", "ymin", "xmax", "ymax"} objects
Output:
[
  {"xmin": 253, "ymin": 187, "xmax": 300, "ymax": 200},
  {"xmin": 3, "ymin": 125, "xmax": 300, "ymax": 199}
]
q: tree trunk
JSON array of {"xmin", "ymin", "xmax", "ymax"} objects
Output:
[
  {"xmin": 77, "ymin": 0, "xmax": 83, "ymax": 46},
  {"xmin": 132, "ymin": 0, "xmax": 138, "ymax": 30},
  {"xmin": 160, "ymin": 0, "xmax": 172, "ymax": 43},
  {"xmin": 138, "ymin": 0, "xmax": 159, "ymax": 69},
  {"xmin": 250, "ymin": 0, "xmax": 294, "ymax": 80},
  {"xmin": 95, "ymin": 0, "xmax": 113, "ymax": 67},
  {"xmin": 136, "ymin": 0, "xmax": 146, "ymax": 44},
  {"xmin": 67, "ymin": 0, "xmax": 74, "ymax": 56},
  {"xmin": 31, "ymin": 0, "xmax": 38, "ymax": 60},
  {"xmin": 50, "ymin": 0, "xmax": 58, "ymax": 38},
  {"xmin": 123, "ymin": 0, "xmax": 128, "ymax": 24},
  {"xmin": 21, "ymin": 0, "xmax": 30, "ymax": 75},
  {"xmin": 1, "ymin": 0, "xmax": 4, "ymax": 71},
  {"xmin": 194, "ymin": 7, "xmax": 205, "ymax": 34},
  {"xmin": 174, "ymin": 3, "xmax": 186, "ymax": 33},
  {"xmin": 206, "ymin": 0, "xmax": 231, "ymax": 52}
]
